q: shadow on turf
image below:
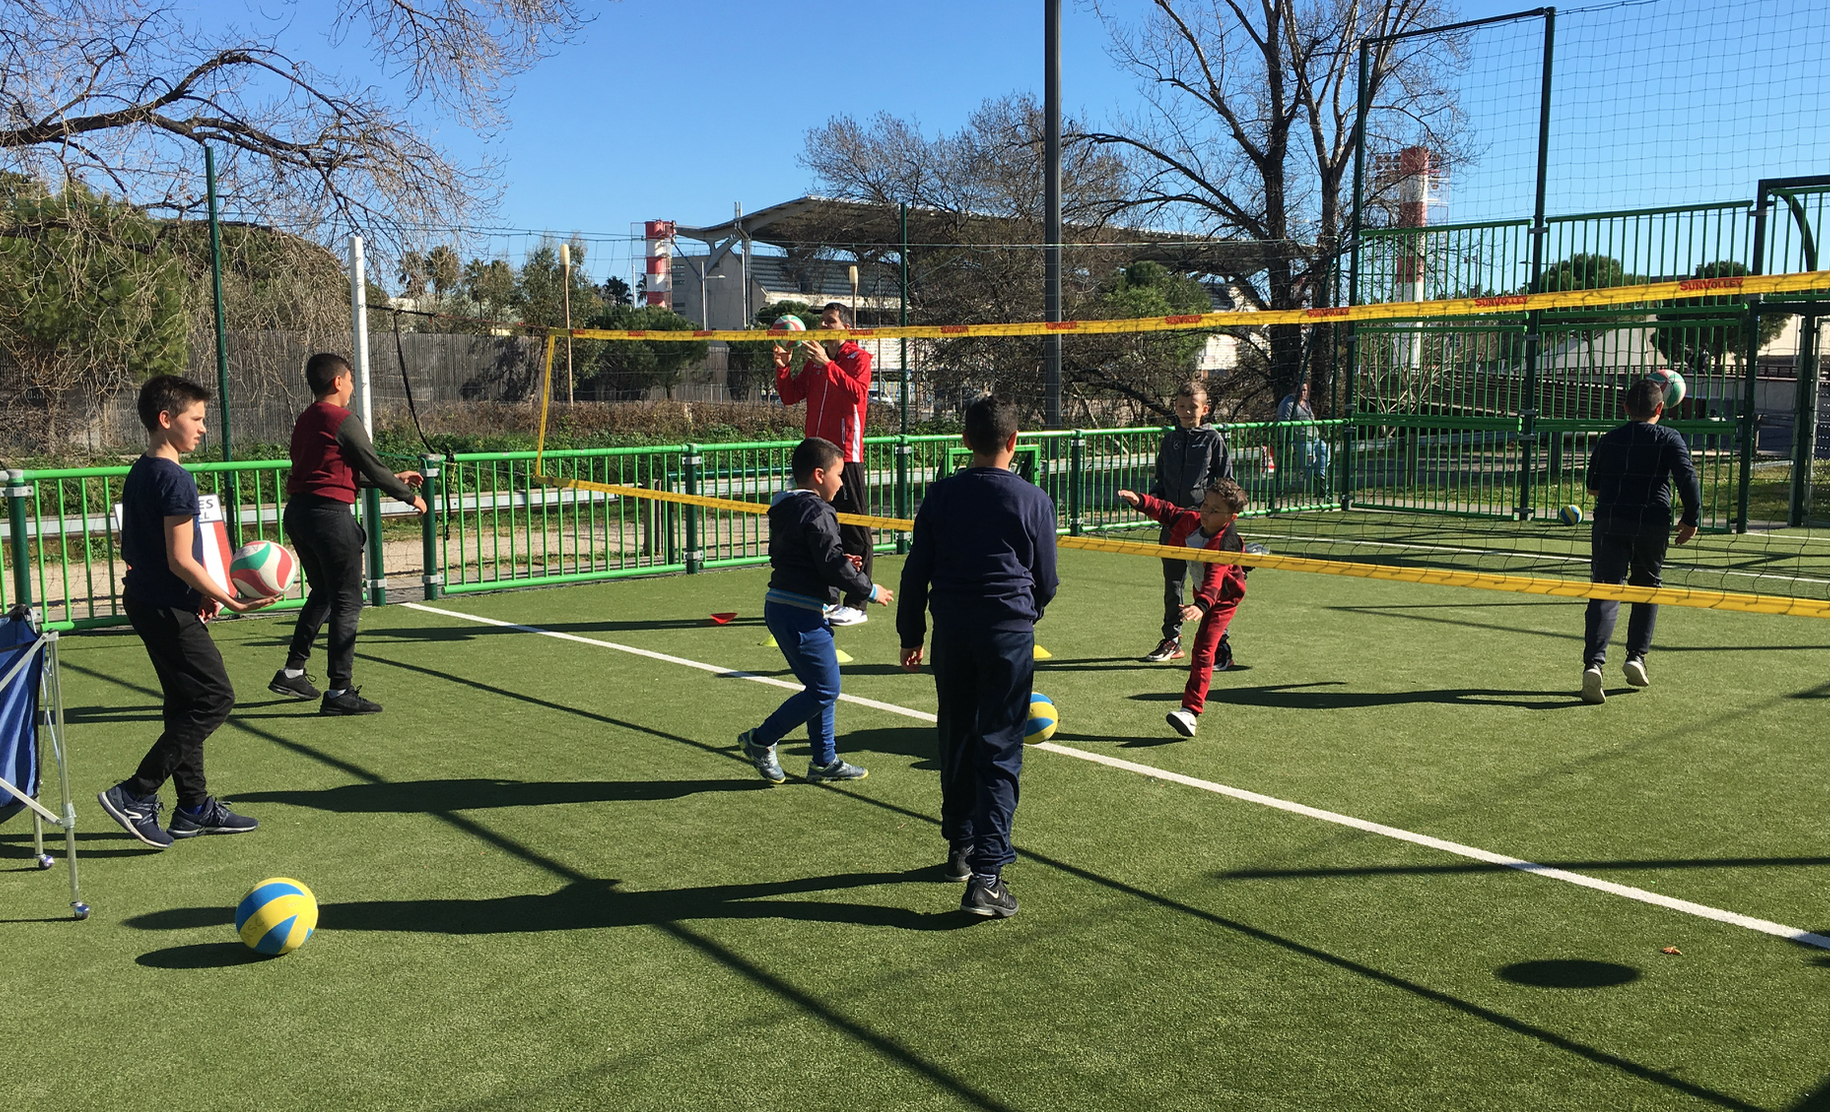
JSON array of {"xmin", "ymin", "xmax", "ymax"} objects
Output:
[
  {"xmin": 233, "ymin": 777, "xmax": 770, "ymax": 812},
  {"xmin": 0, "ymin": 830, "xmax": 169, "ymax": 860},
  {"xmin": 1126, "ymin": 680, "xmax": 1596, "ymax": 711},
  {"xmin": 125, "ymin": 868, "xmax": 971, "ymax": 938},
  {"xmin": 136, "ymin": 943, "xmax": 276, "ymax": 969},
  {"xmin": 1496, "ymin": 959, "xmax": 1641, "ymax": 989}
]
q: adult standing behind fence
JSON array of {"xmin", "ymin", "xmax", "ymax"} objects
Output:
[
  {"xmin": 773, "ymin": 302, "xmax": 874, "ymax": 626},
  {"xmin": 1275, "ymin": 381, "xmax": 1331, "ymax": 500}
]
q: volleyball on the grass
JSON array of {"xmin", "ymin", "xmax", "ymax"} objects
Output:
[
  {"xmin": 235, "ymin": 877, "xmax": 318, "ymax": 956},
  {"xmin": 1647, "ymin": 368, "xmax": 1687, "ymax": 409},
  {"xmin": 229, "ymin": 540, "xmax": 297, "ymax": 599},
  {"xmin": 769, "ymin": 315, "xmax": 807, "ymax": 335},
  {"xmin": 1025, "ymin": 693, "xmax": 1057, "ymax": 743},
  {"xmin": 1559, "ymin": 504, "xmax": 1584, "ymax": 526}
]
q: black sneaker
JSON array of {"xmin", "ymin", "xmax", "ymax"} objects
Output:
[
  {"xmin": 269, "ymin": 669, "xmax": 320, "ymax": 700},
  {"xmin": 96, "ymin": 784, "xmax": 173, "ymax": 849},
  {"xmin": 943, "ymin": 847, "xmax": 972, "ymax": 882},
  {"xmin": 1216, "ymin": 633, "xmax": 1234, "ymax": 672},
  {"xmin": 321, "ymin": 687, "xmax": 383, "ymax": 716},
  {"xmin": 962, "ymin": 873, "xmax": 1018, "ymax": 918},
  {"xmin": 168, "ymin": 796, "xmax": 259, "ymax": 838}
]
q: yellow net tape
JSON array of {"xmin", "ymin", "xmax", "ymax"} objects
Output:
[
  {"xmin": 546, "ymin": 269, "xmax": 1830, "ymax": 343},
  {"xmin": 527, "ymin": 475, "xmax": 1830, "ymax": 620}
]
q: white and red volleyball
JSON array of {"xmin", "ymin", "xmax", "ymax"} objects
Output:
[{"xmin": 229, "ymin": 540, "xmax": 298, "ymax": 599}]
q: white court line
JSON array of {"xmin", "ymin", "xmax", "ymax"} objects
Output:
[{"xmin": 403, "ymin": 601, "xmax": 1830, "ymax": 950}]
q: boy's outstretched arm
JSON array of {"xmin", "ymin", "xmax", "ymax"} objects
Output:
[
  {"xmin": 1118, "ymin": 489, "xmax": 1176, "ymax": 524},
  {"xmin": 163, "ymin": 516, "xmax": 277, "ymax": 615},
  {"xmin": 812, "ymin": 509, "xmax": 890, "ymax": 603}
]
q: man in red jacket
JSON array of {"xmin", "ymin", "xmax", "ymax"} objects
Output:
[
  {"xmin": 1118, "ymin": 479, "xmax": 1250, "ymax": 738},
  {"xmin": 774, "ymin": 302, "xmax": 874, "ymax": 625}
]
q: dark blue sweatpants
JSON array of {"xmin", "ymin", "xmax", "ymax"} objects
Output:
[
  {"xmin": 1583, "ymin": 525, "xmax": 1668, "ymax": 666},
  {"xmin": 930, "ymin": 624, "xmax": 1033, "ymax": 875}
]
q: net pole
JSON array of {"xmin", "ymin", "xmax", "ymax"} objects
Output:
[
  {"xmin": 900, "ymin": 201, "xmax": 910, "ymax": 436},
  {"xmin": 348, "ymin": 235, "xmax": 386, "ymax": 606},
  {"xmin": 1043, "ymin": 0, "xmax": 1063, "ymax": 428},
  {"xmin": 204, "ymin": 144, "xmax": 241, "ymax": 548},
  {"xmin": 1346, "ymin": 40, "xmax": 1370, "ymax": 511},
  {"xmin": 1518, "ymin": 10, "xmax": 1555, "ymax": 522}
]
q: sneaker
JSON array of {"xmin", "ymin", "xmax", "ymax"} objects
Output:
[
  {"xmin": 96, "ymin": 784, "xmax": 172, "ymax": 849},
  {"xmin": 806, "ymin": 757, "xmax": 868, "ymax": 783},
  {"xmin": 1144, "ymin": 637, "xmax": 1183, "ymax": 663},
  {"xmin": 1581, "ymin": 665, "xmax": 1607, "ymax": 705},
  {"xmin": 739, "ymin": 729, "xmax": 786, "ymax": 784},
  {"xmin": 320, "ymin": 687, "xmax": 382, "ymax": 716},
  {"xmin": 1623, "ymin": 657, "xmax": 1650, "ymax": 688},
  {"xmin": 1167, "ymin": 708, "xmax": 1199, "ymax": 737},
  {"xmin": 1216, "ymin": 633, "xmax": 1234, "ymax": 672},
  {"xmin": 268, "ymin": 669, "xmax": 320, "ymax": 700},
  {"xmin": 943, "ymin": 846, "xmax": 972, "ymax": 882},
  {"xmin": 168, "ymin": 796, "xmax": 259, "ymax": 838},
  {"xmin": 962, "ymin": 873, "xmax": 1019, "ymax": 918},
  {"xmin": 827, "ymin": 605, "xmax": 868, "ymax": 627}
]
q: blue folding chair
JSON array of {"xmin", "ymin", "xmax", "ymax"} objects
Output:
[{"xmin": 1, "ymin": 608, "xmax": 88, "ymax": 919}]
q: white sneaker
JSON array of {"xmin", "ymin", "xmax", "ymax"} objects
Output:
[
  {"xmin": 1580, "ymin": 666, "xmax": 1606, "ymax": 705},
  {"xmin": 1166, "ymin": 708, "xmax": 1199, "ymax": 737},
  {"xmin": 827, "ymin": 606, "xmax": 868, "ymax": 627},
  {"xmin": 1623, "ymin": 657, "xmax": 1650, "ymax": 687}
]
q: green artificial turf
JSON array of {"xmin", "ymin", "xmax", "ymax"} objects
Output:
[{"xmin": 5, "ymin": 548, "xmax": 1829, "ymax": 1111}]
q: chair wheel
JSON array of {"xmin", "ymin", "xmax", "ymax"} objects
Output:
[
  {"xmin": 72, "ymin": 903, "xmax": 91, "ymax": 920},
  {"xmin": 35, "ymin": 854, "xmax": 53, "ymax": 870}
]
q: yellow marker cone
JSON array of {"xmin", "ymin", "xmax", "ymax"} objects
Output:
[
  {"xmin": 1033, "ymin": 645, "xmax": 1053, "ymax": 660},
  {"xmin": 761, "ymin": 635, "xmax": 777, "ymax": 648},
  {"xmin": 833, "ymin": 648, "xmax": 854, "ymax": 663}
]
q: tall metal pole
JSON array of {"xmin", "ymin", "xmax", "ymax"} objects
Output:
[
  {"xmin": 561, "ymin": 242, "xmax": 574, "ymax": 404},
  {"xmin": 736, "ymin": 201, "xmax": 750, "ymax": 326},
  {"xmin": 900, "ymin": 202, "xmax": 910, "ymax": 435},
  {"xmin": 204, "ymin": 144, "xmax": 242, "ymax": 545},
  {"xmin": 349, "ymin": 235, "xmax": 386, "ymax": 606},
  {"xmin": 1043, "ymin": 0, "xmax": 1063, "ymax": 428},
  {"xmin": 1517, "ymin": 9, "xmax": 1554, "ymax": 522}
]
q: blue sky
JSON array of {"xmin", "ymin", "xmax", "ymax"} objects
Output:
[{"xmin": 186, "ymin": 0, "xmax": 1830, "ymax": 282}]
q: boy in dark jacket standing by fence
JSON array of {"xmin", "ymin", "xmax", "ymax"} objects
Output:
[
  {"xmin": 1145, "ymin": 381, "xmax": 1233, "ymax": 664},
  {"xmin": 739, "ymin": 437, "xmax": 893, "ymax": 784},
  {"xmin": 268, "ymin": 353, "xmax": 425, "ymax": 715},
  {"xmin": 899, "ymin": 396, "xmax": 1059, "ymax": 919},
  {"xmin": 1579, "ymin": 377, "xmax": 1701, "ymax": 705}
]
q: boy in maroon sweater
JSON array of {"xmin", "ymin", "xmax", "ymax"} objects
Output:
[
  {"xmin": 1117, "ymin": 478, "xmax": 1249, "ymax": 738},
  {"xmin": 268, "ymin": 353, "xmax": 425, "ymax": 715}
]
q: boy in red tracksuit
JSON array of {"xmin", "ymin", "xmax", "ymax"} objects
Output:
[
  {"xmin": 774, "ymin": 302, "xmax": 874, "ymax": 625},
  {"xmin": 1118, "ymin": 478, "xmax": 1249, "ymax": 738}
]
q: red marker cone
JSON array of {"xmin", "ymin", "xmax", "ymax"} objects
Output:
[{"xmin": 709, "ymin": 612, "xmax": 737, "ymax": 625}]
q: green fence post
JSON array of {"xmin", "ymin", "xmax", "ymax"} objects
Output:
[
  {"xmin": 894, "ymin": 436, "xmax": 912, "ymax": 554},
  {"xmin": 6, "ymin": 469, "xmax": 31, "ymax": 613},
  {"xmin": 682, "ymin": 444, "xmax": 702, "ymax": 574},
  {"xmin": 1068, "ymin": 431, "xmax": 1085, "ymax": 536},
  {"xmin": 363, "ymin": 487, "xmax": 387, "ymax": 606},
  {"xmin": 419, "ymin": 454, "xmax": 442, "ymax": 601}
]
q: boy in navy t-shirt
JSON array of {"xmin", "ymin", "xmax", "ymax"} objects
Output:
[
  {"xmin": 97, "ymin": 376, "xmax": 279, "ymax": 849},
  {"xmin": 1579, "ymin": 377, "xmax": 1702, "ymax": 705},
  {"xmin": 899, "ymin": 396, "xmax": 1058, "ymax": 919}
]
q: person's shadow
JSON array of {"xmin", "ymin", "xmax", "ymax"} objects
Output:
[{"xmin": 127, "ymin": 868, "xmax": 968, "ymax": 955}]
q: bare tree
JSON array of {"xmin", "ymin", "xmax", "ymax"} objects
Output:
[
  {"xmin": 0, "ymin": 0, "xmax": 584, "ymax": 248},
  {"xmin": 1083, "ymin": 0, "xmax": 1467, "ymax": 411}
]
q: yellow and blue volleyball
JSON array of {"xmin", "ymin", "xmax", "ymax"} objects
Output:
[
  {"xmin": 235, "ymin": 877, "xmax": 318, "ymax": 956},
  {"xmin": 1025, "ymin": 693, "xmax": 1058, "ymax": 743},
  {"xmin": 1558, "ymin": 504, "xmax": 1584, "ymax": 526}
]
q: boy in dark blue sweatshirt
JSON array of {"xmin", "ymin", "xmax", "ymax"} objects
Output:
[
  {"xmin": 899, "ymin": 396, "xmax": 1059, "ymax": 919},
  {"xmin": 1579, "ymin": 377, "xmax": 1702, "ymax": 705},
  {"xmin": 739, "ymin": 437, "xmax": 893, "ymax": 783}
]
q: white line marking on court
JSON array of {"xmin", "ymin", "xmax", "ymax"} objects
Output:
[{"xmin": 403, "ymin": 601, "xmax": 1830, "ymax": 950}]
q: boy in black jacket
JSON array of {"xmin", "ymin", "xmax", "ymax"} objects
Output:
[
  {"xmin": 1579, "ymin": 377, "xmax": 1701, "ymax": 704},
  {"xmin": 739, "ymin": 437, "xmax": 894, "ymax": 783},
  {"xmin": 899, "ymin": 396, "xmax": 1059, "ymax": 919},
  {"xmin": 1145, "ymin": 381, "xmax": 1233, "ymax": 664}
]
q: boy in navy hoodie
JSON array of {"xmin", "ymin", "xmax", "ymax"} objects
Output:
[
  {"xmin": 899, "ymin": 396, "xmax": 1059, "ymax": 919},
  {"xmin": 739, "ymin": 437, "xmax": 893, "ymax": 783}
]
